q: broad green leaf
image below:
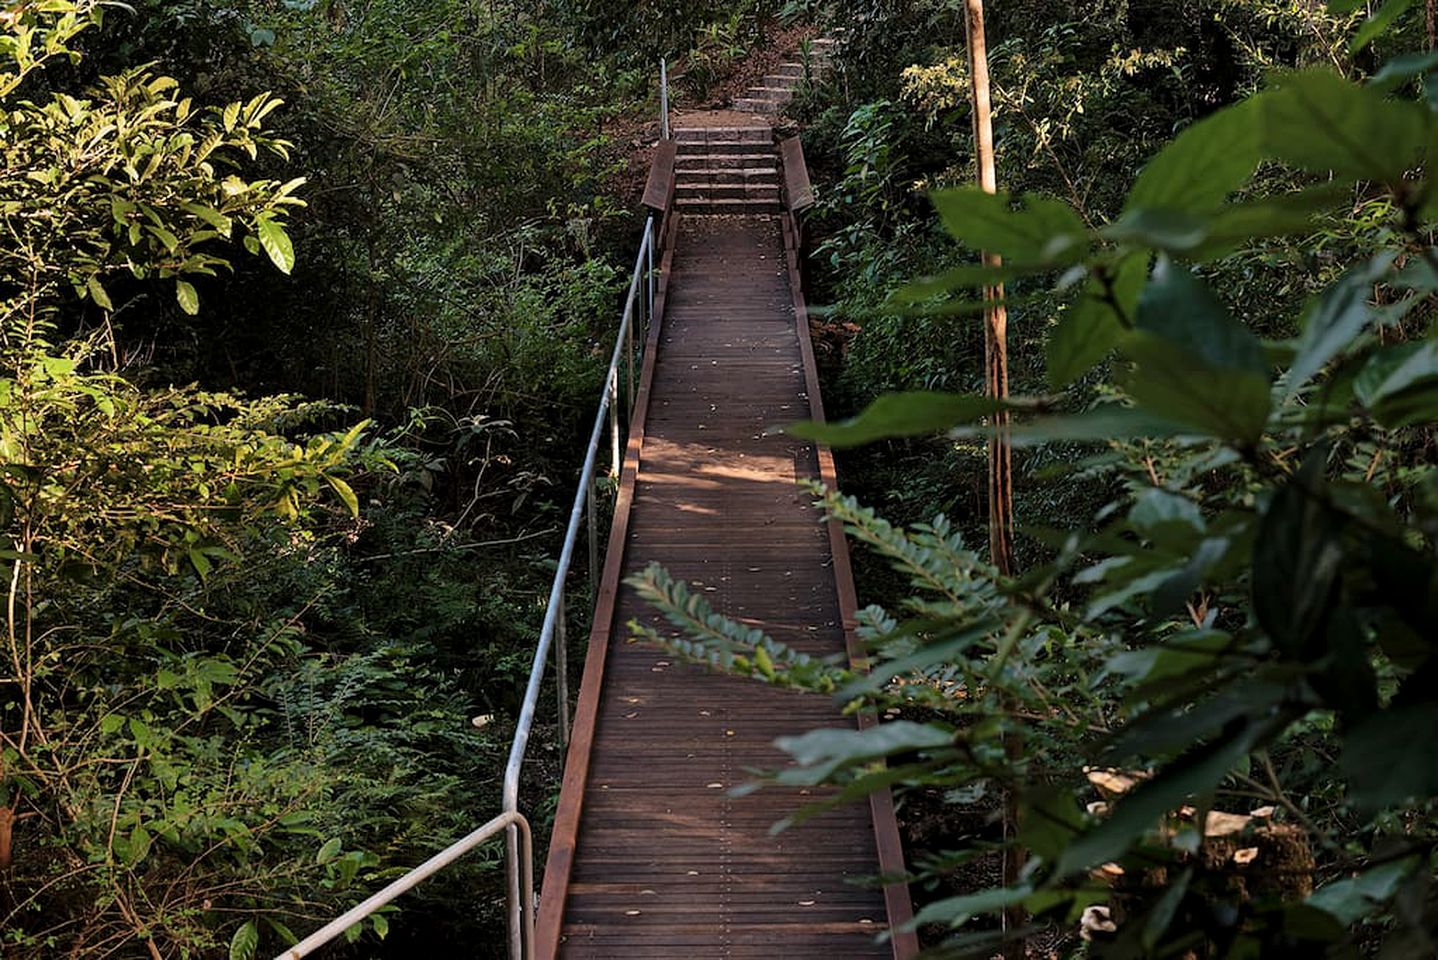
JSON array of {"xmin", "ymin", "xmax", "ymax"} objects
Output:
[
  {"xmin": 1020, "ymin": 788, "xmax": 1086, "ymax": 861},
  {"xmin": 176, "ymin": 279, "xmax": 199, "ymax": 316},
  {"xmin": 1129, "ymin": 489, "xmax": 1204, "ymax": 538},
  {"xmin": 229, "ymin": 920, "xmax": 259, "ymax": 960},
  {"xmin": 1369, "ymin": 50, "xmax": 1438, "ymax": 89},
  {"xmin": 181, "ymin": 201, "xmax": 233, "ymax": 238},
  {"xmin": 777, "ymin": 721, "xmax": 953, "ymax": 768},
  {"xmin": 1260, "ymin": 69, "xmax": 1428, "ymax": 183},
  {"xmin": 1122, "ymin": 260, "xmax": 1271, "ymax": 442},
  {"xmin": 255, "ymin": 217, "xmax": 295, "ymax": 274},
  {"xmin": 929, "ymin": 188, "xmax": 1088, "ymax": 265},
  {"xmin": 1143, "ymin": 867, "xmax": 1192, "ymax": 950},
  {"xmin": 1047, "ymin": 252, "xmax": 1147, "ymax": 388},
  {"xmin": 371, "ymin": 913, "xmax": 389, "ymax": 939},
  {"xmin": 1350, "ymin": 0, "xmax": 1414, "ymax": 52},
  {"xmin": 316, "ymin": 836, "xmax": 342, "ymax": 863},
  {"xmin": 948, "ymin": 405, "xmax": 1191, "ymax": 446},
  {"xmin": 1126, "ymin": 99, "xmax": 1262, "ymax": 213},
  {"xmin": 1107, "ymin": 185, "xmax": 1339, "ymax": 259},
  {"xmin": 1355, "ymin": 340, "xmax": 1438, "ymax": 427},
  {"xmin": 1286, "ymin": 254, "xmax": 1396, "ymax": 397},
  {"xmin": 86, "ymin": 274, "xmax": 112, "ymax": 310},
  {"xmin": 1132, "ymin": 259, "xmax": 1267, "ymax": 375},
  {"xmin": 325, "ymin": 475, "xmax": 359, "ymax": 517},
  {"xmin": 909, "ymin": 885, "xmax": 1033, "ymax": 929},
  {"xmin": 1307, "ymin": 857, "xmax": 1420, "ymax": 924},
  {"xmin": 786, "ymin": 392, "xmax": 1005, "ymax": 447},
  {"xmin": 890, "ymin": 261, "xmax": 1031, "ymax": 303},
  {"xmin": 1341, "ymin": 703, "xmax": 1438, "ymax": 810},
  {"xmin": 1253, "ymin": 454, "xmax": 1345, "ymax": 659}
]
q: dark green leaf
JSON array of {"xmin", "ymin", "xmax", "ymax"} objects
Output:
[
  {"xmin": 1369, "ymin": 51, "xmax": 1438, "ymax": 89},
  {"xmin": 949, "ymin": 405, "xmax": 1191, "ymax": 446},
  {"xmin": 1126, "ymin": 99, "xmax": 1263, "ymax": 213},
  {"xmin": 1132, "ymin": 259, "xmax": 1268, "ymax": 374},
  {"xmin": 890, "ymin": 261, "xmax": 1034, "ymax": 303},
  {"xmin": 1143, "ymin": 867, "xmax": 1193, "ymax": 950},
  {"xmin": 1260, "ymin": 69, "xmax": 1428, "ymax": 183},
  {"xmin": 1286, "ymin": 254, "xmax": 1397, "ymax": 397},
  {"xmin": 1047, "ymin": 252, "xmax": 1147, "ymax": 388},
  {"xmin": 1253, "ymin": 454, "xmax": 1346, "ymax": 659},
  {"xmin": 930, "ymin": 188, "xmax": 1088, "ymax": 265},
  {"xmin": 1020, "ymin": 788, "xmax": 1086, "ymax": 861},
  {"xmin": 1351, "ymin": 0, "xmax": 1414, "ymax": 52},
  {"xmin": 786, "ymin": 392, "xmax": 1006, "ymax": 447},
  {"xmin": 229, "ymin": 921, "xmax": 259, "ymax": 960},
  {"xmin": 1356, "ymin": 340, "xmax": 1438, "ymax": 427},
  {"xmin": 1341, "ymin": 703, "xmax": 1438, "ymax": 810},
  {"xmin": 1308, "ymin": 858, "xmax": 1420, "ymax": 924},
  {"xmin": 1123, "ymin": 260, "xmax": 1271, "ymax": 442},
  {"xmin": 909, "ymin": 885, "xmax": 1034, "ymax": 929}
]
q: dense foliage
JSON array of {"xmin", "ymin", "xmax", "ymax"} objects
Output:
[
  {"xmin": 0, "ymin": 0, "xmax": 782, "ymax": 956},
  {"xmin": 637, "ymin": 1, "xmax": 1438, "ymax": 956}
]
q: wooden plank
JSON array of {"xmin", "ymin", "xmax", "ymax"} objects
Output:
[
  {"xmin": 781, "ymin": 209, "xmax": 919, "ymax": 958},
  {"xmin": 642, "ymin": 139, "xmax": 678, "ymax": 212},
  {"xmin": 781, "ymin": 136, "xmax": 815, "ymax": 212}
]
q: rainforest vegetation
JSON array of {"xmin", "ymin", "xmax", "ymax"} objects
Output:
[{"xmin": 2, "ymin": 0, "xmax": 1437, "ymax": 956}]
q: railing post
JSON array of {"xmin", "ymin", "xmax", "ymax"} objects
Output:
[
  {"xmin": 647, "ymin": 218, "xmax": 655, "ymax": 320},
  {"xmin": 506, "ymin": 826, "xmax": 522, "ymax": 958},
  {"xmin": 660, "ymin": 59, "xmax": 670, "ymax": 141},
  {"xmin": 587, "ymin": 471, "xmax": 599, "ymax": 599},
  {"xmin": 608, "ymin": 369, "xmax": 621, "ymax": 480},
  {"xmin": 555, "ymin": 590, "xmax": 569, "ymax": 750}
]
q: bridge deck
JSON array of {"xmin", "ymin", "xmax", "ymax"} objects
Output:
[{"xmin": 537, "ymin": 131, "xmax": 915, "ymax": 959}]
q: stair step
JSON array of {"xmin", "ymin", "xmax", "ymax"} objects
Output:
[
  {"xmin": 774, "ymin": 63, "xmax": 806, "ymax": 78},
  {"xmin": 675, "ymin": 139, "xmax": 776, "ymax": 156},
  {"xmin": 675, "ymin": 196, "xmax": 783, "ymax": 213},
  {"xmin": 732, "ymin": 99, "xmax": 784, "ymax": 115},
  {"xmin": 674, "ymin": 167, "xmax": 780, "ymax": 184},
  {"xmin": 749, "ymin": 86, "xmax": 795, "ymax": 98},
  {"xmin": 675, "ymin": 184, "xmax": 781, "ymax": 201},
  {"xmin": 676, "ymin": 153, "xmax": 780, "ymax": 170},
  {"xmin": 674, "ymin": 126, "xmax": 772, "ymax": 144},
  {"xmin": 763, "ymin": 74, "xmax": 801, "ymax": 88}
]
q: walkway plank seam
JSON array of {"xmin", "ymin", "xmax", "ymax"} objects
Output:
[{"xmin": 536, "ymin": 124, "xmax": 916, "ymax": 959}]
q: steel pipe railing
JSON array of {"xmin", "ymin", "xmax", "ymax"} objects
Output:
[{"xmin": 277, "ymin": 212, "xmax": 658, "ymax": 960}]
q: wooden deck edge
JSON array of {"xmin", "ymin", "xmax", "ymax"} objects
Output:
[
  {"xmin": 780, "ymin": 210, "xmax": 920, "ymax": 960},
  {"xmin": 534, "ymin": 212, "xmax": 682, "ymax": 960}
]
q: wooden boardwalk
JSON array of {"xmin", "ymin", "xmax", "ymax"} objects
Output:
[{"xmin": 536, "ymin": 121, "xmax": 915, "ymax": 959}]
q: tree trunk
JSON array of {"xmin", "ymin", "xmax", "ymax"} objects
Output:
[
  {"xmin": 963, "ymin": 0, "xmax": 1015, "ymax": 578},
  {"xmin": 1428, "ymin": 0, "xmax": 1437, "ymax": 50},
  {"xmin": 963, "ymin": 4, "xmax": 1023, "ymax": 959}
]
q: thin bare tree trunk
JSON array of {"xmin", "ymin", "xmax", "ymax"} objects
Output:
[
  {"xmin": 963, "ymin": 0, "xmax": 1015, "ymax": 578},
  {"xmin": 1428, "ymin": 0, "xmax": 1437, "ymax": 50},
  {"xmin": 963, "ymin": 4, "xmax": 1023, "ymax": 959}
]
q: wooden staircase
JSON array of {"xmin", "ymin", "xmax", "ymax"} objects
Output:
[
  {"xmin": 732, "ymin": 35, "xmax": 840, "ymax": 116},
  {"xmin": 674, "ymin": 126, "xmax": 783, "ymax": 215}
]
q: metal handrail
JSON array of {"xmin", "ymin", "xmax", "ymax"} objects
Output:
[{"xmin": 274, "ymin": 207, "xmax": 659, "ymax": 960}]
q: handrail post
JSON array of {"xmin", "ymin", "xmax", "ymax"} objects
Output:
[
  {"xmin": 660, "ymin": 58, "xmax": 670, "ymax": 141},
  {"xmin": 587, "ymin": 472, "xmax": 599, "ymax": 599},
  {"xmin": 608, "ymin": 369, "xmax": 620, "ymax": 480},
  {"xmin": 646, "ymin": 218, "xmax": 655, "ymax": 320},
  {"xmin": 556, "ymin": 590, "xmax": 569, "ymax": 749}
]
